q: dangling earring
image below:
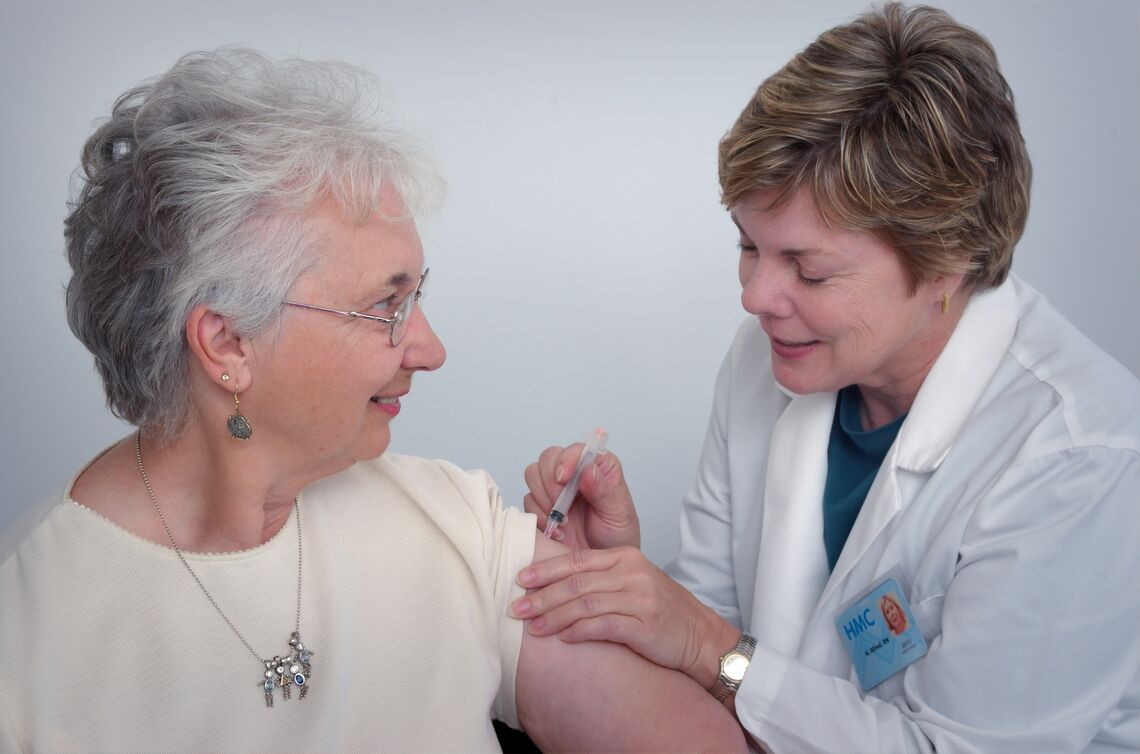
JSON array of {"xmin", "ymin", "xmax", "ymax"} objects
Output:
[
  {"xmin": 941, "ymin": 292, "xmax": 950, "ymax": 315},
  {"xmin": 223, "ymin": 376, "xmax": 252, "ymax": 440}
]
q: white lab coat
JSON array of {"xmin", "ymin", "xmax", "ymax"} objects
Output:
[{"xmin": 667, "ymin": 276, "xmax": 1140, "ymax": 753}]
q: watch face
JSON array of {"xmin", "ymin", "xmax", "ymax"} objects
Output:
[{"xmin": 723, "ymin": 652, "xmax": 750, "ymax": 682}]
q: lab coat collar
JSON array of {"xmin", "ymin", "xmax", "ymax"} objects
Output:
[{"xmin": 894, "ymin": 278, "xmax": 1019, "ymax": 472}]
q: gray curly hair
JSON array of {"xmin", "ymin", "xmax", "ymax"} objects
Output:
[{"xmin": 64, "ymin": 46, "xmax": 442, "ymax": 439}]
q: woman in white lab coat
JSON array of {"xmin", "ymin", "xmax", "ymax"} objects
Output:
[{"xmin": 511, "ymin": 4, "xmax": 1140, "ymax": 752}]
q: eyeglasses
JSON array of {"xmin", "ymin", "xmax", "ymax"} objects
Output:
[{"xmin": 283, "ymin": 268, "xmax": 429, "ymax": 347}]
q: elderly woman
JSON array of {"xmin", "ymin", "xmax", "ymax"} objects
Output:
[
  {"xmin": 514, "ymin": 4, "xmax": 1140, "ymax": 753},
  {"xmin": 0, "ymin": 48, "xmax": 744, "ymax": 753}
]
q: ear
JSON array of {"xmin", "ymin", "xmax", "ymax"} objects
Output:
[
  {"xmin": 186, "ymin": 305, "xmax": 253, "ymax": 391},
  {"xmin": 927, "ymin": 271, "xmax": 968, "ymax": 308},
  {"xmin": 942, "ymin": 271, "xmax": 967, "ymax": 298}
]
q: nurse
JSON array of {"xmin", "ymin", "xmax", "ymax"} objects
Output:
[{"xmin": 511, "ymin": 3, "xmax": 1140, "ymax": 752}]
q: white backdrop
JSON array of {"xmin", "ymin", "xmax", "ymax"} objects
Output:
[{"xmin": 2, "ymin": 1, "xmax": 1138, "ymax": 565}]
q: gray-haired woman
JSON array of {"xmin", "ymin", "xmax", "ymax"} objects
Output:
[{"xmin": 0, "ymin": 47, "xmax": 744, "ymax": 753}]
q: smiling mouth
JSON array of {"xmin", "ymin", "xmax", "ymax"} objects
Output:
[
  {"xmin": 773, "ymin": 337, "xmax": 819, "ymax": 347},
  {"xmin": 370, "ymin": 396, "xmax": 399, "ymax": 405}
]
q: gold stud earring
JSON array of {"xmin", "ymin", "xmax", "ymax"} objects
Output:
[
  {"xmin": 941, "ymin": 292, "xmax": 950, "ymax": 315},
  {"xmin": 221, "ymin": 372, "xmax": 231, "ymax": 383},
  {"xmin": 226, "ymin": 389, "xmax": 252, "ymax": 440}
]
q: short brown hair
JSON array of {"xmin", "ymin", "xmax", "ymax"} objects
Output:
[{"xmin": 718, "ymin": 3, "xmax": 1031, "ymax": 290}]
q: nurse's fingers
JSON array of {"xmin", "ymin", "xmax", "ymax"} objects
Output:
[
  {"xmin": 523, "ymin": 445, "xmax": 571, "ymax": 512},
  {"xmin": 549, "ymin": 610, "xmax": 693, "ymax": 678},
  {"xmin": 554, "ymin": 612, "xmax": 644, "ymax": 647},
  {"xmin": 511, "ymin": 566, "xmax": 637, "ymax": 629},
  {"xmin": 517, "ymin": 547, "xmax": 625, "ymax": 591},
  {"xmin": 533, "ymin": 594, "xmax": 644, "ymax": 645}
]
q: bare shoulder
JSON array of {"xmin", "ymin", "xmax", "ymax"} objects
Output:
[{"xmin": 515, "ymin": 533, "xmax": 746, "ymax": 753}]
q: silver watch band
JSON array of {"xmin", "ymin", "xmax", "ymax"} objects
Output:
[{"xmin": 711, "ymin": 633, "xmax": 757, "ymax": 702}]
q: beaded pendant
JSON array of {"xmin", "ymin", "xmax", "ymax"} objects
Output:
[{"xmin": 259, "ymin": 631, "xmax": 314, "ymax": 707}]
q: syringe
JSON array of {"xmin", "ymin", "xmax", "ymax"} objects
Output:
[{"xmin": 543, "ymin": 428, "xmax": 609, "ymax": 539}]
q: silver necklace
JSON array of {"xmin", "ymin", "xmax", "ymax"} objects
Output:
[{"xmin": 135, "ymin": 431, "xmax": 315, "ymax": 707}]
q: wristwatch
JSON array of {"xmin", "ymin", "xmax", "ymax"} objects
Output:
[{"xmin": 710, "ymin": 633, "xmax": 757, "ymax": 702}]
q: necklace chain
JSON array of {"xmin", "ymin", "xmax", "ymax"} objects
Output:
[{"xmin": 135, "ymin": 431, "xmax": 312, "ymax": 705}]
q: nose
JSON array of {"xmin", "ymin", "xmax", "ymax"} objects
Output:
[
  {"xmin": 401, "ymin": 304, "xmax": 446, "ymax": 371},
  {"xmin": 740, "ymin": 257, "xmax": 794, "ymax": 319}
]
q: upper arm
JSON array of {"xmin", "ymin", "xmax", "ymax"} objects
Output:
[{"xmin": 515, "ymin": 533, "xmax": 746, "ymax": 753}]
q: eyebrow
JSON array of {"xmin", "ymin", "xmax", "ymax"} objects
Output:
[
  {"xmin": 386, "ymin": 271, "xmax": 412, "ymax": 288},
  {"xmin": 357, "ymin": 271, "xmax": 414, "ymax": 306},
  {"xmin": 730, "ymin": 215, "xmax": 826, "ymax": 258}
]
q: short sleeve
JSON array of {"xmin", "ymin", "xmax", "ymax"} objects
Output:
[
  {"xmin": 432, "ymin": 462, "xmax": 537, "ymax": 729},
  {"xmin": 487, "ymin": 501, "xmax": 537, "ymax": 728}
]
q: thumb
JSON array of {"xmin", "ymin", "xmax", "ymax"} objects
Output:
[{"xmin": 577, "ymin": 452, "xmax": 637, "ymax": 523}]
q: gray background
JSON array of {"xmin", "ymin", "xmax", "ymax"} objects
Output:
[{"xmin": 3, "ymin": 0, "xmax": 1138, "ymax": 565}]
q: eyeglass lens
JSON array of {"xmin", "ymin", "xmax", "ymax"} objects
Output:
[{"xmin": 390, "ymin": 270, "xmax": 427, "ymax": 346}]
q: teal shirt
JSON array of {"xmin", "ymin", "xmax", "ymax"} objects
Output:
[{"xmin": 823, "ymin": 386, "xmax": 906, "ymax": 571}]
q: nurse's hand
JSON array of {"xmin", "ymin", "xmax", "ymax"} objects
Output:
[
  {"xmin": 511, "ymin": 547, "xmax": 740, "ymax": 689},
  {"xmin": 523, "ymin": 444, "xmax": 640, "ymax": 551}
]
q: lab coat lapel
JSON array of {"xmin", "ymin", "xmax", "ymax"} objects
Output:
[
  {"xmin": 749, "ymin": 391, "xmax": 834, "ymax": 658},
  {"xmin": 819, "ymin": 447, "xmax": 902, "ymax": 607}
]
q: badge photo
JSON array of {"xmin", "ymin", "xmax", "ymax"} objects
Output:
[{"xmin": 834, "ymin": 576, "xmax": 928, "ymax": 691}]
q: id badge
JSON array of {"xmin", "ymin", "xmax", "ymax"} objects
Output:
[{"xmin": 834, "ymin": 575, "xmax": 928, "ymax": 691}]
